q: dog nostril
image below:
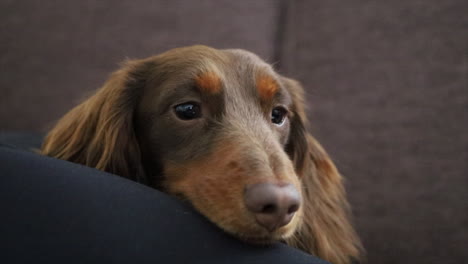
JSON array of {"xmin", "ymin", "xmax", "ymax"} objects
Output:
[
  {"xmin": 261, "ymin": 204, "xmax": 277, "ymax": 214},
  {"xmin": 287, "ymin": 204, "xmax": 299, "ymax": 214}
]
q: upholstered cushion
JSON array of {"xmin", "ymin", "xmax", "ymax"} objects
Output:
[{"xmin": 279, "ymin": 1, "xmax": 468, "ymax": 263}]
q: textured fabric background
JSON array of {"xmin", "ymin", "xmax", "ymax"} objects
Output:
[
  {"xmin": 280, "ymin": 1, "xmax": 468, "ymax": 263},
  {"xmin": 0, "ymin": 0, "xmax": 280, "ymax": 130},
  {"xmin": 1, "ymin": 1, "xmax": 467, "ymax": 263}
]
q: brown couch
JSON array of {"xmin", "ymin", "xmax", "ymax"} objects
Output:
[{"xmin": 1, "ymin": 1, "xmax": 467, "ymax": 263}]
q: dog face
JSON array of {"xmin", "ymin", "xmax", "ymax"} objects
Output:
[
  {"xmin": 42, "ymin": 45, "xmax": 362, "ymax": 264},
  {"xmin": 135, "ymin": 47, "xmax": 302, "ymax": 241}
]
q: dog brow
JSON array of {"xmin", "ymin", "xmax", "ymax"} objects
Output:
[
  {"xmin": 256, "ymin": 74, "xmax": 279, "ymax": 100},
  {"xmin": 195, "ymin": 72, "xmax": 222, "ymax": 94}
]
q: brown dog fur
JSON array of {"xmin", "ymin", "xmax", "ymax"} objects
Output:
[{"xmin": 42, "ymin": 45, "xmax": 363, "ymax": 264}]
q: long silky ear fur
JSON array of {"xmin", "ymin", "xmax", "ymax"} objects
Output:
[
  {"xmin": 282, "ymin": 77, "xmax": 364, "ymax": 264},
  {"xmin": 41, "ymin": 60, "xmax": 151, "ymax": 183}
]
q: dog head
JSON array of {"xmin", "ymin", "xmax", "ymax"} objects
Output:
[{"xmin": 42, "ymin": 45, "xmax": 362, "ymax": 264}]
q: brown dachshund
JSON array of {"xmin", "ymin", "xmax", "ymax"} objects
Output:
[{"xmin": 42, "ymin": 45, "xmax": 363, "ymax": 264}]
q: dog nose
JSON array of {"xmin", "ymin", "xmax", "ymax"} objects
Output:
[{"xmin": 244, "ymin": 183, "xmax": 301, "ymax": 232}]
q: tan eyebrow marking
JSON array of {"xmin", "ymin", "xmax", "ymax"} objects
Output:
[
  {"xmin": 195, "ymin": 72, "xmax": 222, "ymax": 94},
  {"xmin": 256, "ymin": 74, "xmax": 279, "ymax": 100}
]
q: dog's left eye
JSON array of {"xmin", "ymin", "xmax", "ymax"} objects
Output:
[
  {"xmin": 271, "ymin": 106, "xmax": 288, "ymax": 125},
  {"xmin": 174, "ymin": 102, "xmax": 202, "ymax": 120}
]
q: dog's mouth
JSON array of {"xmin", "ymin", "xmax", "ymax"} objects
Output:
[
  {"xmin": 228, "ymin": 222, "xmax": 297, "ymax": 246},
  {"xmin": 174, "ymin": 191, "xmax": 300, "ymax": 245}
]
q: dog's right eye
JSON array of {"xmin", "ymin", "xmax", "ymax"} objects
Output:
[{"xmin": 174, "ymin": 102, "xmax": 202, "ymax": 120}]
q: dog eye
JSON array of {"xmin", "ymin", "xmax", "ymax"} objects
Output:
[
  {"xmin": 271, "ymin": 106, "xmax": 287, "ymax": 125},
  {"xmin": 174, "ymin": 102, "xmax": 202, "ymax": 120}
]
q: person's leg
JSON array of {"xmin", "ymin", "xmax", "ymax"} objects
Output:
[{"xmin": 0, "ymin": 146, "xmax": 328, "ymax": 264}]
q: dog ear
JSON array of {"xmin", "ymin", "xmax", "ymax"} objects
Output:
[
  {"xmin": 42, "ymin": 59, "xmax": 152, "ymax": 183},
  {"xmin": 281, "ymin": 77, "xmax": 363, "ymax": 264}
]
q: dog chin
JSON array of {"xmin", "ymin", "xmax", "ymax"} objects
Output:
[
  {"xmin": 236, "ymin": 231, "xmax": 293, "ymax": 245},
  {"xmin": 225, "ymin": 224, "xmax": 297, "ymax": 246}
]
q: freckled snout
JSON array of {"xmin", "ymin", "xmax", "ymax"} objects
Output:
[{"xmin": 244, "ymin": 183, "xmax": 301, "ymax": 232}]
